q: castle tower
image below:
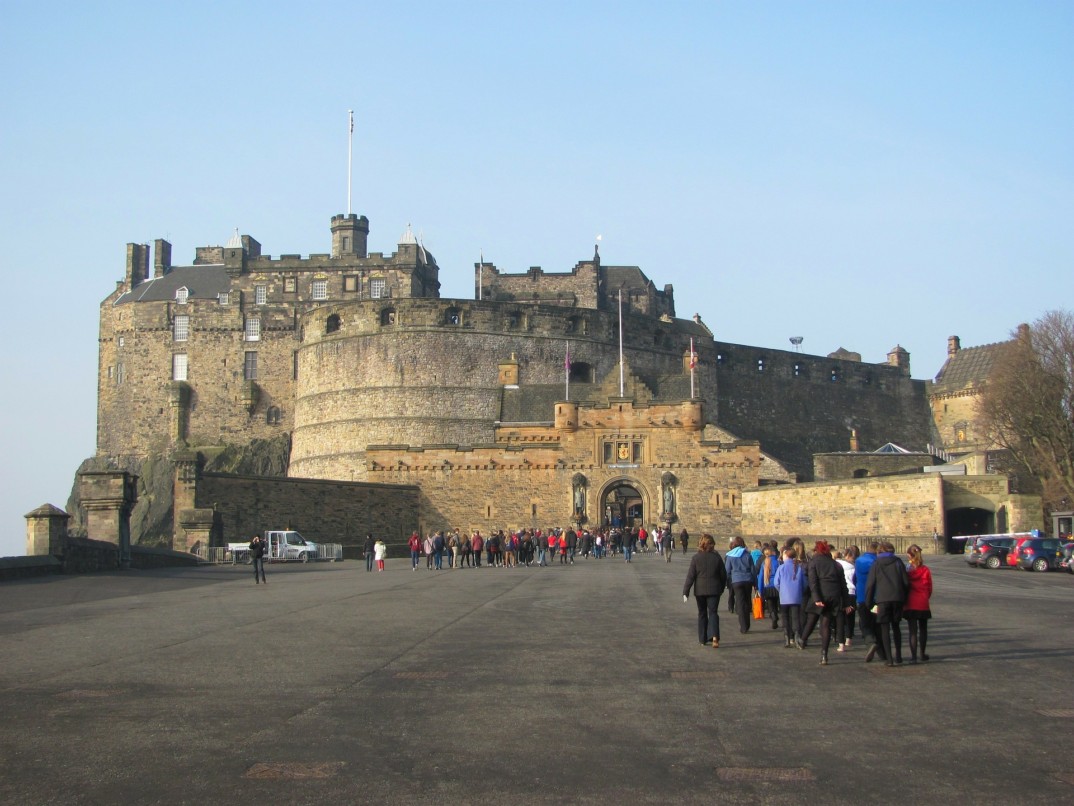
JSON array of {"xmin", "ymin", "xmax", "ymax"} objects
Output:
[{"xmin": 331, "ymin": 213, "xmax": 369, "ymax": 258}]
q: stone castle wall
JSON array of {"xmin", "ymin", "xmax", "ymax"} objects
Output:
[
  {"xmin": 709, "ymin": 342, "xmax": 931, "ymax": 478},
  {"xmin": 194, "ymin": 473, "xmax": 420, "ymax": 547},
  {"xmin": 741, "ymin": 475, "xmax": 946, "ymax": 539}
]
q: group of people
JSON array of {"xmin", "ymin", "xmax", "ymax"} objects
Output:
[
  {"xmin": 387, "ymin": 526, "xmax": 694, "ymax": 571},
  {"xmin": 683, "ymin": 536, "xmax": 933, "ymax": 666}
]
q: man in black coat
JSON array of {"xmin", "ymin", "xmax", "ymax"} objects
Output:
[
  {"xmin": 864, "ymin": 541, "xmax": 910, "ymax": 666},
  {"xmin": 683, "ymin": 534, "xmax": 728, "ymax": 648}
]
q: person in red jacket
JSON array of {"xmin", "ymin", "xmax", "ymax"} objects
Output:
[{"xmin": 903, "ymin": 544, "xmax": 934, "ymax": 663}]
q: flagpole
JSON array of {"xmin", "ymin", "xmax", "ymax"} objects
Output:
[
  {"xmin": 347, "ymin": 110, "xmax": 354, "ymax": 215},
  {"xmin": 478, "ymin": 250, "xmax": 483, "ymax": 300},
  {"xmin": 690, "ymin": 337, "xmax": 696, "ymax": 399},
  {"xmin": 618, "ymin": 289, "xmax": 625, "ymax": 397},
  {"xmin": 565, "ymin": 340, "xmax": 571, "ymax": 401}
]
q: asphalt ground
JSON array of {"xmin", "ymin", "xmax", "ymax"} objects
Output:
[{"xmin": 0, "ymin": 551, "xmax": 1071, "ymax": 805}]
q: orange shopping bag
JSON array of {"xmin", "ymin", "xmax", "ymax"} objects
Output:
[{"xmin": 751, "ymin": 592, "xmax": 764, "ymax": 620}]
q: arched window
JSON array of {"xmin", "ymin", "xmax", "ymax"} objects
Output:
[
  {"xmin": 266, "ymin": 406, "xmax": 282, "ymax": 425},
  {"xmin": 326, "ymin": 314, "xmax": 341, "ymax": 334},
  {"xmin": 444, "ymin": 307, "xmax": 461, "ymax": 325}
]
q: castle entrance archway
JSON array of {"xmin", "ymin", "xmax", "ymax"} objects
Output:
[
  {"xmin": 945, "ymin": 506, "xmax": 995, "ymax": 553},
  {"xmin": 599, "ymin": 479, "xmax": 649, "ymax": 530}
]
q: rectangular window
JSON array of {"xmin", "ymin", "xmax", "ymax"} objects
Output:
[
  {"xmin": 172, "ymin": 353, "xmax": 188, "ymax": 381},
  {"xmin": 244, "ymin": 351, "xmax": 258, "ymax": 381},
  {"xmin": 218, "ymin": 291, "xmax": 230, "ymax": 305},
  {"xmin": 603, "ymin": 442, "xmax": 614, "ymax": 463},
  {"xmin": 343, "ymin": 275, "xmax": 358, "ymax": 293},
  {"xmin": 284, "ymin": 277, "xmax": 296, "ymax": 293},
  {"xmin": 116, "ymin": 363, "xmax": 125, "ymax": 385},
  {"xmin": 312, "ymin": 279, "xmax": 327, "ymax": 300},
  {"xmin": 632, "ymin": 441, "xmax": 643, "ymax": 463},
  {"xmin": 255, "ymin": 285, "xmax": 267, "ymax": 305},
  {"xmin": 173, "ymin": 314, "xmax": 189, "ymax": 342},
  {"xmin": 369, "ymin": 278, "xmax": 386, "ymax": 299},
  {"xmin": 245, "ymin": 315, "xmax": 260, "ymax": 341}
]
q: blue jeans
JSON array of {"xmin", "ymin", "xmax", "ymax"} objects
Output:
[
  {"xmin": 252, "ymin": 557, "xmax": 265, "ymax": 582},
  {"xmin": 366, "ymin": 553, "xmax": 374, "ymax": 571},
  {"xmin": 410, "ymin": 550, "xmax": 420, "ymax": 569},
  {"xmin": 624, "ymin": 546, "xmax": 633, "ymax": 561},
  {"xmin": 434, "ymin": 549, "xmax": 443, "ymax": 570}
]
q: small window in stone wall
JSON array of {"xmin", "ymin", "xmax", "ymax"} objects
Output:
[
  {"xmin": 716, "ymin": 353, "xmax": 725, "ymax": 365},
  {"xmin": 312, "ymin": 279, "xmax": 328, "ymax": 300},
  {"xmin": 380, "ymin": 308, "xmax": 396, "ymax": 326},
  {"xmin": 507, "ymin": 311, "xmax": 521, "ymax": 330},
  {"xmin": 853, "ymin": 469, "xmax": 869, "ymax": 478},
  {"xmin": 266, "ymin": 406, "xmax": 281, "ymax": 425},
  {"xmin": 830, "ymin": 367, "xmax": 840, "ymax": 382},
  {"xmin": 326, "ymin": 314, "xmax": 341, "ymax": 334},
  {"xmin": 567, "ymin": 315, "xmax": 585, "ymax": 334},
  {"xmin": 444, "ymin": 307, "xmax": 461, "ymax": 325},
  {"xmin": 255, "ymin": 285, "xmax": 267, "ymax": 305},
  {"xmin": 370, "ymin": 278, "xmax": 386, "ymax": 299},
  {"xmin": 757, "ymin": 358, "xmax": 765, "ymax": 371},
  {"xmin": 284, "ymin": 277, "xmax": 297, "ymax": 293},
  {"xmin": 569, "ymin": 362, "xmax": 591, "ymax": 383},
  {"xmin": 344, "ymin": 275, "xmax": 358, "ymax": 293},
  {"xmin": 244, "ymin": 351, "xmax": 258, "ymax": 381}
]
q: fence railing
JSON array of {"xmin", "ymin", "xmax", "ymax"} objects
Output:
[{"xmin": 193, "ymin": 544, "xmax": 343, "ymax": 564}]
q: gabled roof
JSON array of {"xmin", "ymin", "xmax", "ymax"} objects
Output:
[
  {"xmin": 874, "ymin": 443, "xmax": 912, "ymax": 454},
  {"xmin": 115, "ymin": 265, "xmax": 232, "ymax": 305}
]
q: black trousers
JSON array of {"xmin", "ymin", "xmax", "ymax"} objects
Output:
[
  {"xmin": 252, "ymin": 557, "xmax": 265, "ymax": 582},
  {"xmin": 695, "ymin": 594, "xmax": 721, "ymax": 643},
  {"xmin": 732, "ymin": 583, "xmax": 753, "ymax": 632}
]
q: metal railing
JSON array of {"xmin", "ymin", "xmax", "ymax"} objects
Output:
[{"xmin": 193, "ymin": 544, "xmax": 343, "ymax": 564}]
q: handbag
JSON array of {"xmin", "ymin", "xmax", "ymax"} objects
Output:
[{"xmin": 751, "ymin": 592, "xmax": 764, "ymax": 620}]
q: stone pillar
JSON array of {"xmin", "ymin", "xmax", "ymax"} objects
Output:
[
  {"xmin": 79, "ymin": 471, "xmax": 138, "ymax": 568},
  {"xmin": 177, "ymin": 508, "xmax": 216, "ymax": 554},
  {"xmin": 24, "ymin": 504, "xmax": 70, "ymax": 556},
  {"xmin": 173, "ymin": 449, "xmax": 201, "ymax": 550}
]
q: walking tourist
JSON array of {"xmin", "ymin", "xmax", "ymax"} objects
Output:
[
  {"xmin": 903, "ymin": 544, "xmax": 933, "ymax": 663},
  {"xmin": 683, "ymin": 534, "xmax": 728, "ymax": 648}
]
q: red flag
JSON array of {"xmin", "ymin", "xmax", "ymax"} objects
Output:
[{"xmin": 689, "ymin": 338, "xmax": 698, "ymax": 369}]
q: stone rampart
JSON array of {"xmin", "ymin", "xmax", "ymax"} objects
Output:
[
  {"xmin": 194, "ymin": 473, "xmax": 420, "ymax": 548},
  {"xmin": 741, "ymin": 475, "xmax": 945, "ymax": 539}
]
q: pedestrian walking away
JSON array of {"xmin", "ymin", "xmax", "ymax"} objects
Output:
[
  {"xmin": 683, "ymin": 534, "xmax": 728, "ymax": 648},
  {"xmin": 903, "ymin": 544, "xmax": 934, "ymax": 663}
]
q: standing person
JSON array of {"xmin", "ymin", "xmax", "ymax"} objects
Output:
[
  {"xmin": 363, "ymin": 533, "xmax": 375, "ymax": 572},
  {"xmin": 682, "ymin": 534, "xmax": 728, "ymax": 648},
  {"xmin": 855, "ymin": 542, "xmax": 879, "ymax": 653},
  {"xmin": 408, "ymin": 532, "xmax": 421, "ymax": 571},
  {"xmin": 865, "ymin": 541, "xmax": 910, "ymax": 666},
  {"xmin": 835, "ymin": 547, "xmax": 858, "ymax": 650},
  {"xmin": 448, "ymin": 530, "xmax": 460, "ymax": 569},
  {"xmin": 800, "ymin": 541, "xmax": 853, "ymax": 665},
  {"xmin": 471, "ymin": 531, "xmax": 483, "ymax": 568},
  {"xmin": 374, "ymin": 538, "xmax": 387, "ymax": 571},
  {"xmin": 724, "ymin": 537, "xmax": 756, "ymax": 634},
  {"xmin": 756, "ymin": 544, "xmax": 781, "ymax": 630},
  {"xmin": 679, "ymin": 528, "xmax": 690, "ymax": 555},
  {"xmin": 423, "ymin": 533, "xmax": 434, "ymax": 570},
  {"xmin": 903, "ymin": 545, "xmax": 933, "ymax": 663},
  {"xmin": 432, "ymin": 531, "xmax": 445, "ymax": 571},
  {"xmin": 773, "ymin": 547, "xmax": 807, "ymax": 647},
  {"xmin": 461, "ymin": 532, "xmax": 473, "ymax": 567},
  {"xmin": 622, "ymin": 528, "xmax": 636, "ymax": 563},
  {"xmin": 250, "ymin": 533, "xmax": 267, "ymax": 584}
]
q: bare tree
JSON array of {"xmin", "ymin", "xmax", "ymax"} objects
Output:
[{"xmin": 977, "ymin": 311, "xmax": 1074, "ymax": 511}]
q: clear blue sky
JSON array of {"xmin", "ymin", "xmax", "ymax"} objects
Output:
[{"xmin": 1, "ymin": 1, "xmax": 1071, "ymax": 556}]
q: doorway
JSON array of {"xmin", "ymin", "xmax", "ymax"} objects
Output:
[{"xmin": 601, "ymin": 482, "xmax": 644, "ymax": 529}]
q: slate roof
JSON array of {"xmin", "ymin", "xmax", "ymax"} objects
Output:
[
  {"xmin": 603, "ymin": 265, "xmax": 651, "ymax": 289},
  {"xmin": 931, "ymin": 341, "xmax": 1008, "ymax": 395},
  {"xmin": 114, "ymin": 265, "xmax": 233, "ymax": 305}
]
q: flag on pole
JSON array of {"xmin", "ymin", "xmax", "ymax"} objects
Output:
[
  {"xmin": 689, "ymin": 338, "xmax": 698, "ymax": 369},
  {"xmin": 564, "ymin": 340, "xmax": 572, "ymax": 400},
  {"xmin": 349, "ymin": 110, "xmax": 354, "ymax": 134}
]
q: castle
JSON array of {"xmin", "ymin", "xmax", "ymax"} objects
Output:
[{"xmin": 78, "ymin": 211, "xmax": 1040, "ymax": 553}]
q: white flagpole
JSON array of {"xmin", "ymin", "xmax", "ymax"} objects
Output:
[
  {"xmin": 478, "ymin": 250, "xmax": 483, "ymax": 300},
  {"xmin": 618, "ymin": 289, "xmax": 625, "ymax": 397},
  {"xmin": 690, "ymin": 337, "xmax": 696, "ymax": 399},
  {"xmin": 347, "ymin": 110, "xmax": 354, "ymax": 215},
  {"xmin": 565, "ymin": 340, "xmax": 571, "ymax": 401}
]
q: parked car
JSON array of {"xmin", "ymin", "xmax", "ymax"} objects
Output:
[
  {"xmin": 1014, "ymin": 538, "xmax": 1064, "ymax": 572},
  {"xmin": 1059, "ymin": 542, "xmax": 1074, "ymax": 573},
  {"xmin": 967, "ymin": 537, "xmax": 1015, "ymax": 569},
  {"xmin": 1005, "ymin": 534, "xmax": 1045, "ymax": 568}
]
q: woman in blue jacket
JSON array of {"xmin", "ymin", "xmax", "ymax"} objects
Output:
[
  {"xmin": 773, "ymin": 547, "xmax": 807, "ymax": 647},
  {"xmin": 724, "ymin": 537, "xmax": 756, "ymax": 634},
  {"xmin": 755, "ymin": 544, "xmax": 781, "ymax": 630}
]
